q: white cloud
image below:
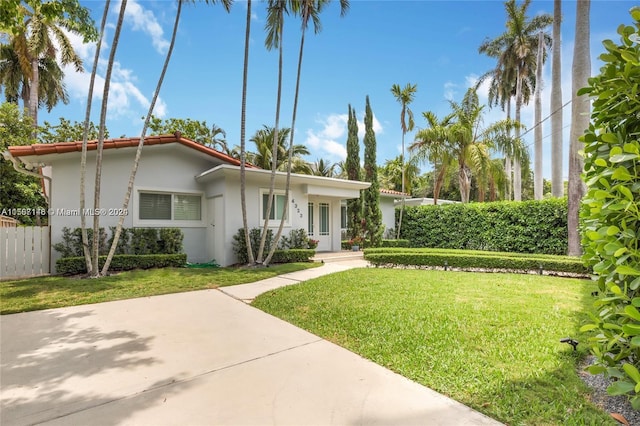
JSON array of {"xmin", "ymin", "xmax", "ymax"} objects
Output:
[
  {"xmin": 444, "ymin": 81, "xmax": 457, "ymax": 101},
  {"xmin": 122, "ymin": 0, "xmax": 170, "ymax": 54},
  {"xmin": 356, "ymin": 112, "xmax": 383, "ymax": 140}
]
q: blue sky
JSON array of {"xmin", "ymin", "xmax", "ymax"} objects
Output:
[{"xmin": 42, "ymin": 0, "xmax": 636, "ymax": 179}]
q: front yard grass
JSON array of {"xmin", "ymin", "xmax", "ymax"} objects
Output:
[
  {"xmin": 252, "ymin": 268, "xmax": 614, "ymax": 425},
  {"xmin": 0, "ymin": 262, "xmax": 320, "ymax": 314}
]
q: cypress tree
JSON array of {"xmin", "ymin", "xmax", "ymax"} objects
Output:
[
  {"xmin": 363, "ymin": 96, "xmax": 384, "ymax": 246},
  {"xmin": 345, "ymin": 104, "xmax": 363, "ymax": 240}
]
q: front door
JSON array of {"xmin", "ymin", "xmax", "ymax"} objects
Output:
[
  {"xmin": 207, "ymin": 196, "xmax": 224, "ymax": 265},
  {"xmin": 308, "ymin": 200, "xmax": 331, "ymax": 251}
]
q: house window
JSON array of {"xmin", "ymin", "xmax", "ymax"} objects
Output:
[
  {"xmin": 308, "ymin": 203, "xmax": 314, "ymax": 236},
  {"xmin": 261, "ymin": 192, "xmax": 288, "ymax": 222},
  {"xmin": 319, "ymin": 203, "xmax": 329, "ymax": 236},
  {"xmin": 341, "ymin": 204, "xmax": 347, "ymax": 229},
  {"xmin": 139, "ymin": 192, "xmax": 201, "ymax": 221}
]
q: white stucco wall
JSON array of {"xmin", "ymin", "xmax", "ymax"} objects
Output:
[
  {"xmin": 46, "ymin": 145, "xmax": 217, "ymax": 271},
  {"xmin": 380, "ymin": 196, "xmax": 397, "ymax": 236}
]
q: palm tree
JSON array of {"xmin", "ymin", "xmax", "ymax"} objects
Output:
[
  {"xmin": 264, "ymin": 0, "xmax": 349, "ymax": 264},
  {"xmin": 551, "ymin": 0, "xmax": 563, "ymax": 197},
  {"xmin": 479, "ymin": 0, "xmax": 552, "ymax": 200},
  {"xmin": 240, "ymin": 0, "xmax": 253, "ymax": 264},
  {"xmin": 534, "ymin": 31, "xmax": 544, "ymax": 200},
  {"xmin": 311, "ymin": 158, "xmax": 336, "ymax": 177},
  {"xmin": 390, "ymin": 82, "xmax": 417, "ymax": 238},
  {"xmin": 257, "ymin": 0, "xmax": 288, "ymax": 264},
  {"xmin": 567, "ymin": 0, "xmax": 590, "ymax": 256},
  {"xmin": 11, "ymin": 0, "xmax": 97, "ymax": 130},
  {"xmin": 101, "ymin": 0, "xmax": 192, "ymax": 275},
  {"xmin": 247, "ymin": 126, "xmax": 311, "ymax": 170},
  {"xmin": 410, "ymin": 111, "xmax": 456, "ymax": 205}
]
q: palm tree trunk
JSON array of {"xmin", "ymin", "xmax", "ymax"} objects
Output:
[
  {"xmin": 257, "ymin": 10, "xmax": 283, "ymax": 264},
  {"xmin": 551, "ymin": 0, "xmax": 564, "ymax": 197},
  {"xmin": 80, "ymin": 0, "xmax": 110, "ymax": 274},
  {"xmin": 567, "ymin": 0, "xmax": 590, "ymax": 256},
  {"xmin": 265, "ymin": 19, "xmax": 306, "ymax": 266},
  {"xmin": 514, "ymin": 70, "xmax": 523, "ymax": 201},
  {"xmin": 240, "ymin": 0, "xmax": 254, "ymax": 265},
  {"xmin": 91, "ymin": 0, "xmax": 127, "ymax": 277},
  {"xmin": 534, "ymin": 31, "xmax": 544, "ymax": 200},
  {"xmin": 101, "ymin": 0, "xmax": 182, "ymax": 275},
  {"xmin": 433, "ymin": 164, "xmax": 446, "ymax": 204},
  {"xmin": 505, "ymin": 98, "xmax": 512, "ymax": 200},
  {"xmin": 459, "ymin": 165, "xmax": 471, "ymax": 203},
  {"xmin": 29, "ymin": 56, "xmax": 38, "ymax": 132},
  {"xmin": 396, "ymin": 131, "xmax": 406, "ymax": 239}
]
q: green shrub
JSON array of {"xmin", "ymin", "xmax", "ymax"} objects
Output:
[
  {"xmin": 53, "ymin": 227, "xmax": 108, "ymax": 258},
  {"xmin": 400, "ymin": 198, "xmax": 568, "ymax": 255},
  {"xmin": 56, "ymin": 254, "xmax": 187, "ymax": 275},
  {"xmin": 579, "ymin": 9, "xmax": 640, "ymax": 409},
  {"xmin": 232, "ymin": 227, "xmax": 274, "ymax": 264},
  {"xmin": 54, "ymin": 227, "xmax": 183, "ymax": 256},
  {"xmin": 380, "ymin": 239, "xmax": 410, "ymax": 248},
  {"xmin": 270, "ymin": 249, "xmax": 315, "ymax": 263},
  {"xmin": 363, "ymin": 248, "xmax": 588, "ymax": 275},
  {"xmin": 278, "ymin": 228, "xmax": 310, "ymax": 250}
]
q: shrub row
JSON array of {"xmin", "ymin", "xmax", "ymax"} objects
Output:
[
  {"xmin": 56, "ymin": 254, "xmax": 187, "ymax": 275},
  {"xmin": 380, "ymin": 239, "xmax": 410, "ymax": 248},
  {"xmin": 363, "ymin": 248, "xmax": 588, "ymax": 275},
  {"xmin": 54, "ymin": 227, "xmax": 183, "ymax": 257},
  {"xmin": 270, "ymin": 249, "xmax": 315, "ymax": 263},
  {"xmin": 399, "ymin": 198, "xmax": 568, "ymax": 255}
]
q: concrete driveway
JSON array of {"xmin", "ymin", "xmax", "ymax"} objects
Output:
[{"xmin": 1, "ymin": 265, "xmax": 501, "ymax": 426}]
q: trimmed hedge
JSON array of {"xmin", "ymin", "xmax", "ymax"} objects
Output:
[
  {"xmin": 57, "ymin": 254, "xmax": 187, "ymax": 275},
  {"xmin": 380, "ymin": 239, "xmax": 410, "ymax": 248},
  {"xmin": 363, "ymin": 248, "xmax": 588, "ymax": 275},
  {"xmin": 270, "ymin": 249, "xmax": 315, "ymax": 264},
  {"xmin": 400, "ymin": 198, "xmax": 568, "ymax": 255}
]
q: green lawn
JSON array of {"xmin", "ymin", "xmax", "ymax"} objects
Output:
[
  {"xmin": 0, "ymin": 263, "xmax": 319, "ymax": 314},
  {"xmin": 252, "ymin": 268, "xmax": 614, "ymax": 425}
]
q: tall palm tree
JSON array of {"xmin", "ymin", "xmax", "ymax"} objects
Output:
[
  {"xmin": 410, "ymin": 111, "xmax": 456, "ymax": 205},
  {"xmin": 264, "ymin": 0, "xmax": 349, "ymax": 265},
  {"xmin": 479, "ymin": 0, "xmax": 552, "ymax": 201},
  {"xmin": 247, "ymin": 126, "xmax": 311, "ymax": 170},
  {"xmin": 390, "ymin": 82, "xmax": 417, "ymax": 238},
  {"xmin": 257, "ymin": 0, "xmax": 287, "ymax": 264},
  {"xmin": 534, "ymin": 31, "xmax": 544, "ymax": 200},
  {"xmin": 11, "ymin": 0, "xmax": 97, "ymax": 130},
  {"xmin": 567, "ymin": 0, "xmax": 590, "ymax": 256},
  {"xmin": 551, "ymin": 0, "xmax": 563, "ymax": 197},
  {"xmin": 240, "ymin": 0, "xmax": 253, "ymax": 264}
]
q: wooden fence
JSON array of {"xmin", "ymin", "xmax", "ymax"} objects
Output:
[{"xmin": 0, "ymin": 226, "xmax": 50, "ymax": 280}]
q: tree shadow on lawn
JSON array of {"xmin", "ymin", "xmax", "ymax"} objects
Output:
[{"xmin": 0, "ymin": 308, "xmax": 194, "ymax": 425}]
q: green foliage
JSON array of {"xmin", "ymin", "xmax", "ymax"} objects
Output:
[
  {"xmin": 363, "ymin": 96, "xmax": 384, "ymax": 247},
  {"xmin": 380, "ymin": 239, "xmax": 410, "ymax": 248},
  {"xmin": 363, "ymin": 248, "xmax": 588, "ymax": 275},
  {"xmin": 53, "ymin": 226, "xmax": 182, "ymax": 257},
  {"xmin": 278, "ymin": 228, "xmax": 310, "ymax": 250},
  {"xmin": 56, "ymin": 254, "xmax": 187, "ymax": 275},
  {"xmin": 345, "ymin": 104, "xmax": 363, "ymax": 239},
  {"xmin": 233, "ymin": 227, "xmax": 273, "ymax": 264},
  {"xmin": 400, "ymin": 198, "xmax": 568, "ymax": 255},
  {"xmin": 270, "ymin": 249, "xmax": 315, "ymax": 263},
  {"xmin": 0, "ymin": 103, "xmax": 47, "ymax": 225},
  {"xmin": 147, "ymin": 115, "xmax": 230, "ymax": 154},
  {"xmin": 38, "ymin": 118, "xmax": 108, "ymax": 143},
  {"xmin": 580, "ymin": 9, "xmax": 640, "ymax": 409}
]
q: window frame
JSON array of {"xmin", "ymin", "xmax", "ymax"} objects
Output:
[
  {"xmin": 134, "ymin": 187, "xmax": 205, "ymax": 228},
  {"xmin": 260, "ymin": 189, "xmax": 290, "ymax": 227}
]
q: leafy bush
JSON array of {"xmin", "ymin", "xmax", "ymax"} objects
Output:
[
  {"xmin": 56, "ymin": 254, "xmax": 187, "ymax": 275},
  {"xmin": 400, "ymin": 198, "xmax": 568, "ymax": 255},
  {"xmin": 53, "ymin": 227, "xmax": 108, "ymax": 258},
  {"xmin": 363, "ymin": 248, "xmax": 588, "ymax": 275},
  {"xmin": 380, "ymin": 239, "xmax": 410, "ymax": 248},
  {"xmin": 232, "ymin": 227, "xmax": 274, "ymax": 264},
  {"xmin": 54, "ymin": 227, "xmax": 183, "ymax": 256},
  {"xmin": 278, "ymin": 228, "xmax": 310, "ymax": 250},
  {"xmin": 270, "ymin": 249, "xmax": 315, "ymax": 263},
  {"xmin": 579, "ymin": 9, "xmax": 640, "ymax": 409}
]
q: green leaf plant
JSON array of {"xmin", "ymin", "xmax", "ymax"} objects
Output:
[{"xmin": 580, "ymin": 7, "xmax": 640, "ymax": 410}]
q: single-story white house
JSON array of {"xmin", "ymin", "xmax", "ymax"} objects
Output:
[{"xmin": 5, "ymin": 133, "xmax": 377, "ymax": 271}]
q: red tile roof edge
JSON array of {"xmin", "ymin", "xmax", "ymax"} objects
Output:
[
  {"xmin": 380, "ymin": 188, "xmax": 409, "ymax": 196},
  {"xmin": 7, "ymin": 133, "xmax": 257, "ymax": 168}
]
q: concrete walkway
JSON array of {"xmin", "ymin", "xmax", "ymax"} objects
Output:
[{"xmin": 1, "ymin": 257, "xmax": 502, "ymax": 426}]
